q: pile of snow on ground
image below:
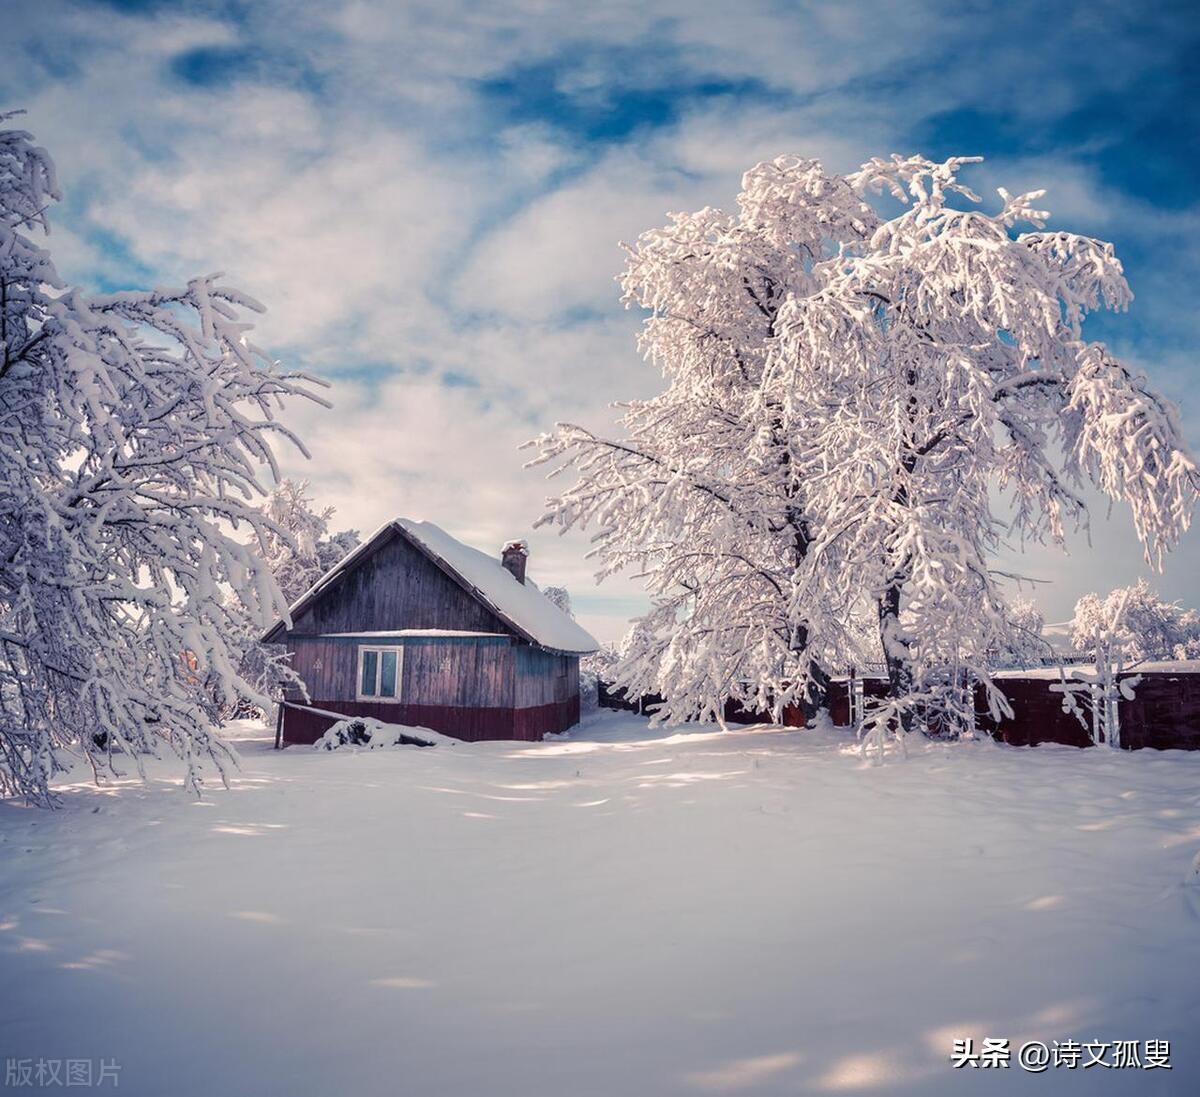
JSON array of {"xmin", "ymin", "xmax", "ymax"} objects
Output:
[{"xmin": 313, "ymin": 716, "xmax": 459, "ymax": 751}]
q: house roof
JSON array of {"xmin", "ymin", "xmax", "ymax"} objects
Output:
[
  {"xmin": 321, "ymin": 630, "xmax": 508, "ymax": 639},
  {"xmin": 262, "ymin": 518, "xmax": 599, "ymax": 656}
]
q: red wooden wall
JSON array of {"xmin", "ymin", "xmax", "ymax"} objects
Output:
[
  {"xmin": 826, "ymin": 671, "xmax": 1200, "ymax": 750},
  {"xmin": 280, "ymin": 695, "xmax": 580, "ymax": 746}
]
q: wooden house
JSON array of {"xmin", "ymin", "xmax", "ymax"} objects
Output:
[{"xmin": 262, "ymin": 519, "xmax": 598, "ymax": 746}]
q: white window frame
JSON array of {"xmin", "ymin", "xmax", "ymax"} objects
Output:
[{"xmin": 356, "ymin": 646, "xmax": 404, "ymax": 702}]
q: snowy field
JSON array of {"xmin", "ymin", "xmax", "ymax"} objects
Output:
[{"xmin": 3, "ymin": 713, "xmax": 1199, "ymax": 1096}]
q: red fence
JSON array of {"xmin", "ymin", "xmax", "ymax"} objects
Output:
[
  {"xmin": 600, "ymin": 670, "xmax": 1200, "ymax": 750},
  {"xmin": 827, "ymin": 669, "xmax": 1200, "ymax": 750}
]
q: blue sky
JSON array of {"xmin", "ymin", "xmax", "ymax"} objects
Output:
[{"xmin": 5, "ymin": 0, "xmax": 1199, "ymax": 642}]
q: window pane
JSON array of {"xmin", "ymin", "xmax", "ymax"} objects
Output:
[
  {"xmin": 379, "ymin": 650, "xmax": 398, "ymax": 697},
  {"xmin": 361, "ymin": 650, "xmax": 378, "ymax": 696}
]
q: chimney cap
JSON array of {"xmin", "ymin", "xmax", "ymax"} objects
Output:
[{"xmin": 501, "ymin": 539, "xmax": 528, "ymax": 584}]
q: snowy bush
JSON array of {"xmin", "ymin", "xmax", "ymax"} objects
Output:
[
  {"xmin": 578, "ymin": 668, "xmax": 600, "ymax": 713},
  {"xmin": 0, "ymin": 115, "xmax": 325, "ymax": 804},
  {"xmin": 529, "ymin": 152, "xmax": 1198, "ymax": 747},
  {"xmin": 313, "ymin": 717, "xmax": 454, "ymax": 751},
  {"xmin": 579, "ymin": 644, "xmax": 618, "ymax": 713}
]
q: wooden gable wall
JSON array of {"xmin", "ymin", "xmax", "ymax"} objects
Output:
[{"xmin": 289, "ymin": 530, "xmax": 514, "ymax": 637}]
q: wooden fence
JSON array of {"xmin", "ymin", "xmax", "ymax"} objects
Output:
[{"xmin": 599, "ymin": 667, "xmax": 1200, "ymax": 750}]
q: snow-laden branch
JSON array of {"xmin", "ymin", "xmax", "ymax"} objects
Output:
[
  {"xmin": 0, "ymin": 119, "xmax": 326, "ymax": 804},
  {"xmin": 527, "ymin": 151, "xmax": 1197, "ymax": 743}
]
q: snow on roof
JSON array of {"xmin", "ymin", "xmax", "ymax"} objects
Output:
[
  {"xmin": 321, "ymin": 630, "xmax": 508, "ymax": 639},
  {"xmin": 994, "ymin": 659, "xmax": 1200, "ymax": 680},
  {"xmin": 1125, "ymin": 659, "xmax": 1200, "ymax": 674},
  {"xmin": 394, "ymin": 519, "xmax": 598, "ymax": 655},
  {"xmin": 265, "ymin": 518, "xmax": 598, "ymax": 655}
]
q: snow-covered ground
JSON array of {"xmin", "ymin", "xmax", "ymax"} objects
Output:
[{"xmin": 2, "ymin": 712, "xmax": 1198, "ymax": 1096}]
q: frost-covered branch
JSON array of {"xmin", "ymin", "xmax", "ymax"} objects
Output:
[
  {"xmin": 0, "ymin": 118, "xmax": 326, "ymax": 804},
  {"xmin": 529, "ymin": 151, "xmax": 1197, "ymax": 744}
]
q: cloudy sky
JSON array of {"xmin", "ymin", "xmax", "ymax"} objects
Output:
[{"xmin": 5, "ymin": 0, "xmax": 1199, "ymax": 643}]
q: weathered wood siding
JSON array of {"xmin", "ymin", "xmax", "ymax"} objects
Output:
[
  {"xmin": 289, "ymin": 531, "xmax": 514, "ymax": 638},
  {"xmin": 513, "ymin": 696, "xmax": 580, "ymax": 740},
  {"xmin": 282, "ymin": 694, "xmax": 582, "ymax": 745},
  {"xmin": 981, "ymin": 671, "xmax": 1200, "ymax": 750},
  {"xmin": 402, "ymin": 638, "xmax": 514, "ymax": 707},
  {"xmin": 1119, "ymin": 671, "xmax": 1200, "ymax": 750},
  {"xmin": 282, "ymin": 633, "xmax": 583, "ymax": 743},
  {"xmin": 825, "ymin": 671, "xmax": 1200, "ymax": 750},
  {"xmin": 282, "ymin": 700, "xmax": 522, "ymax": 744},
  {"xmin": 514, "ymin": 646, "xmax": 576, "ymax": 707},
  {"xmin": 287, "ymin": 634, "xmax": 513, "ymax": 707},
  {"xmin": 975, "ymin": 677, "xmax": 1091, "ymax": 748},
  {"xmin": 277, "ymin": 529, "xmax": 587, "ymax": 743},
  {"xmin": 511, "ymin": 647, "xmax": 579, "ymax": 738},
  {"xmin": 285, "ymin": 636, "xmax": 356, "ymax": 701}
]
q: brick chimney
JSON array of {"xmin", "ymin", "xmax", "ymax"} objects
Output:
[{"xmin": 501, "ymin": 539, "xmax": 528, "ymax": 584}]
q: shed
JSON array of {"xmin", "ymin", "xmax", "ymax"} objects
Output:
[{"xmin": 262, "ymin": 519, "xmax": 598, "ymax": 746}]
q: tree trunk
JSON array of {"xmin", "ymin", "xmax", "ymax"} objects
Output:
[
  {"xmin": 877, "ymin": 583, "xmax": 915, "ymax": 733},
  {"xmin": 800, "ymin": 657, "xmax": 831, "ymax": 724},
  {"xmin": 881, "ymin": 371, "xmax": 920, "ymax": 733},
  {"xmin": 785, "ymin": 504, "xmax": 829, "ymax": 723}
]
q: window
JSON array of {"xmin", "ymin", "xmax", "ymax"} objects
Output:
[{"xmin": 358, "ymin": 646, "xmax": 402, "ymax": 700}]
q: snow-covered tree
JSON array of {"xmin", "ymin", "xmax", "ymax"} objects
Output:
[
  {"xmin": 530, "ymin": 153, "xmax": 1198, "ymax": 745},
  {"xmin": 258, "ymin": 478, "xmax": 360, "ymax": 605},
  {"xmin": 578, "ymin": 641, "xmax": 617, "ymax": 714},
  {"xmin": 990, "ymin": 597, "xmax": 1048, "ymax": 668},
  {"xmin": 0, "ymin": 116, "xmax": 325, "ymax": 804},
  {"xmin": 1070, "ymin": 580, "xmax": 1197, "ymax": 663},
  {"xmin": 541, "ymin": 585, "xmax": 573, "ymax": 618},
  {"xmin": 582, "ymin": 642, "xmax": 619, "ymax": 682},
  {"xmin": 228, "ymin": 482, "xmax": 359, "ymax": 720},
  {"xmin": 527, "ymin": 161, "xmax": 882, "ymax": 724},
  {"xmin": 1175, "ymin": 610, "xmax": 1200, "ymax": 660}
]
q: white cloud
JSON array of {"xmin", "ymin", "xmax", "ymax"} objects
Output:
[
  {"xmin": 275, "ymin": 371, "xmax": 645, "ymax": 642},
  {"xmin": 456, "ymin": 147, "xmax": 694, "ymax": 321},
  {"xmin": 5, "ymin": 0, "xmax": 1198, "ymax": 641}
]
